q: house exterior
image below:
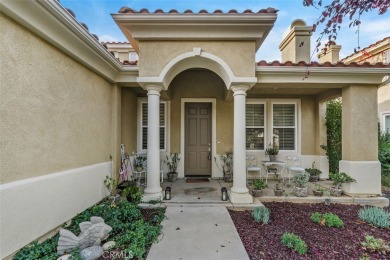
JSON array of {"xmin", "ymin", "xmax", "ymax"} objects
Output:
[
  {"xmin": 340, "ymin": 37, "xmax": 390, "ymax": 133},
  {"xmin": 1, "ymin": 0, "xmax": 389, "ymax": 258}
]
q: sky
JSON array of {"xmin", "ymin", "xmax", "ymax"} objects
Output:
[{"xmin": 60, "ymin": 0, "xmax": 390, "ymax": 61}]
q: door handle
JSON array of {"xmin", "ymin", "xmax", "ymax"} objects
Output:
[{"xmin": 208, "ymin": 143, "xmax": 211, "ymax": 160}]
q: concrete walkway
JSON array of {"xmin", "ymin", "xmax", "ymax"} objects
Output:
[{"xmin": 147, "ymin": 206, "xmax": 249, "ymax": 260}]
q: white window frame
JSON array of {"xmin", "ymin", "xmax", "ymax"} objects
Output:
[
  {"xmin": 381, "ymin": 111, "xmax": 390, "ymax": 133},
  {"xmin": 245, "ymin": 101, "xmax": 266, "ymax": 151},
  {"xmin": 137, "ymin": 98, "xmax": 168, "ymax": 152},
  {"xmin": 271, "ymin": 101, "xmax": 298, "ymax": 152},
  {"xmin": 246, "ymin": 99, "xmax": 300, "ymax": 153}
]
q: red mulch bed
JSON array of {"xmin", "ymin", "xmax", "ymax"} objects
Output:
[{"xmin": 229, "ymin": 202, "xmax": 390, "ymax": 260}]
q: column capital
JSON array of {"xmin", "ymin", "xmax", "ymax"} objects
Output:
[
  {"xmin": 231, "ymin": 85, "xmax": 249, "ymax": 96},
  {"xmin": 145, "ymin": 85, "xmax": 163, "ymax": 96}
]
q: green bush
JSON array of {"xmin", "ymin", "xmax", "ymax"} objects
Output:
[
  {"xmin": 14, "ymin": 200, "xmax": 165, "ymax": 259},
  {"xmin": 281, "ymin": 232, "xmax": 308, "ymax": 255},
  {"xmin": 122, "ymin": 186, "xmax": 142, "ymax": 204},
  {"xmin": 320, "ymin": 99, "xmax": 342, "ymax": 176},
  {"xmin": 358, "ymin": 207, "xmax": 390, "ymax": 228},
  {"xmin": 379, "ymin": 130, "xmax": 390, "ymax": 187},
  {"xmin": 361, "ymin": 235, "xmax": 390, "ymax": 255},
  {"xmin": 251, "ymin": 206, "xmax": 270, "ymax": 224},
  {"xmin": 310, "ymin": 212, "xmax": 344, "ymax": 228}
]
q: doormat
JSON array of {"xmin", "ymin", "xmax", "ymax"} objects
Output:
[{"xmin": 186, "ymin": 178, "xmax": 210, "ymax": 183}]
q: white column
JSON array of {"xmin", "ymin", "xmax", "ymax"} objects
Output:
[
  {"xmin": 143, "ymin": 85, "xmax": 163, "ymax": 201},
  {"xmin": 229, "ymin": 85, "xmax": 253, "ymax": 204}
]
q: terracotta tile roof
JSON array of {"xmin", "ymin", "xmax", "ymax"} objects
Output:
[
  {"xmin": 256, "ymin": 60, "xmax": 390, "ymax": 68},
  {"xmin": 118, "ymin": 7, "xmax": 278, "ymax": 14},
  {"xmin": 101, "ymin": 42, "xmax": 130, "ymax": 44},
  {"xmin": 340, "ymin": 37, "xmax": 390, "ymax": 62}
]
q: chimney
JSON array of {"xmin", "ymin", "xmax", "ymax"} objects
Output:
[
  {"xmin": 279, "ymin": 19, "xmax": 312, "ymax": 63},
  {"xmin": 317, "ymin": 41, "xmax": 341, "ymax": 63}
]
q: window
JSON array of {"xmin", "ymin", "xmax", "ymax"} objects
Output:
[
  {"xmin": 141, "ymin": 102, "xmax": 166, "ymax": 150},
  {"xmin": 129, "ymin": 52, "xmax": 138, "ymax": 62},
  {"xmin": 246, "ymin": 103, "xmax": 265, "ymax": 150},
  {"xmin": 272, "ymin": 104, "xmax": 296, "ymax": 150},
  {"xmin": 385, "ymin": 114, "xmax": 390, "ymax": 134}
]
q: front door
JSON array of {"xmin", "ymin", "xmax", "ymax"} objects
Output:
[{"xmin": 184, "ymin": 103, "xmax": 212, "ymax": 176}]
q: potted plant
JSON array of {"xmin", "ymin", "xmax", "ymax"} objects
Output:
[
  {"xmin": 292, "ymin": 171, "xmax": 309, "ymax": 197},
  {"xmin": 273, "ymin": 174, "xmax": 284, "ymax": 196},
  {"xmin": 330, "ymin": 172, "xmax": 356, "ymax": 196},
  {"xmin": 219, "ymin": 151, "xmax": 233, "ymax": 183},
  {"xmin": 305, "ymin": 167, "xmax": 322, "ymax": 182},
  {"xmin": 265, "ymin": 143, "xmax": 279, "ymax": 162},
  {"xmin": 165, "ymin": 153, "xmax": 181, "ymax": 182},
  {"xmin": 251, "ymin": 179, "xmax": 268, "ymax": 197},
  {"xmin": 312, "ymin": 185, "xmax": 325, "ymax": 197},
  {"xmin": 134, "ymin": 154, "xmax": 146, "ymax": 172}
]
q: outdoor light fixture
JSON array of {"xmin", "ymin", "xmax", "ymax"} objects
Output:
[
  {"xmin": 165, "ymin": 187, "xmax": 171, "ymax": 200},
  {"xmin": 221, "ymin": 187, "xmax": 228, "ymax": 201}
]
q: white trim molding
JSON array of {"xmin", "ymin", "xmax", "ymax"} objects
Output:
[
  {"xmin": 137, "ymin": 49, "xmax": 257, "ymax": 90},
  {"xmin": 180, "ymin": 98, "xmax": 217, "ymax": 178},
  {"xmin": 0, "ymin": 162, "xmax": 111, "ymax": 259}
]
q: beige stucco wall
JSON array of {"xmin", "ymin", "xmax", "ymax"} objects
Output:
[
  {"xmin": 342, "ymin": 85, "xmax": 378, "ymax": 161},
  {"xmin": 121, "ymin": 88, "xmax": 138, "ymax": 153},
  {"xmin": 169, "ymin": 69, "xmax": 233, "ymax": 154},
  {"xmin": 301, "ymin": 97, "xmax": 316, "ymax": 155},
  {"xmin": 0, "ymin": 13, "xmax": 114, "ymax": 184},
  {"xmin": 139, "ymin": 41, "xmax": 255, "ymax": 78}
]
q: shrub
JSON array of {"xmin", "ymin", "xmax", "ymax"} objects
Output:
[
  {"xmin": 14, "ymin": 201, "xmax": 165, "ymax": 259},
  {"xmin": 358, "ymin": 207, "xmax": 390, "ymax": 228},
  {"xmin": 320, "ymin": 99, "xmax": 342, "ymax": 175},
  {"xmin": 252, "ymin": 179, "xmax": 268, "ymax": 190},
  {"xmin": 281, "ymin": 232, "xmax": 308, "ymax": 255},
  {"xmin": 310, "ymin": 212, "xmax": 344, "ymax": 228},
  {"xmin": 252, "ymin": 206, "xmax": 270, "ymax": 224},
  {"xmin": 379, "ymin": 130, "xmax": 390, "ymax": 187},
  {"xmin": 122, "ymin": 186, "xmax": 142, "ymax": 204},
  {"xmin": 361, "ymin": 235, "xmax": 390, "ymax": 255}
]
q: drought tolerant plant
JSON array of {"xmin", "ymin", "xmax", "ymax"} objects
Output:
[
  {"xmin": 281, "ymin": 232, "xmax": 308, "ymax": 255},
  {"xmin": 219, "ymin": 151, "xmax": 233, "ymax": 182},
  {"xmin": 292, "ymin": 172, "xmax": 309, "ymax": 188},
  {"xmin": 251, "ymin": 206, "xmax": 270, "ymax": 224},
  {"xmin": 361, "ymin": 235, "xmax": 390, "ymax": 255},
  {"xmin": 332, "ymin": 172, "xmax": 356, "ymax": 189},
  {"xmin": 358, "ymin": 207, "xmax": 390, "ymax": 228},
  {"xmin": 310, "ymin": 212, "xmax": 344, "ymax": 228}
]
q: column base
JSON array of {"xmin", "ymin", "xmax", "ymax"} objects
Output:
[
  {"xmin": 142, "ymin": 191, "xmax": 164, "ymax": 202},
  {"xmin": 228, "ymin": 191, "xmax": 253, "ymax": 204},
  {"xmin": 339, "ymin": 160, "xmax": 381, "ymax": 195}
]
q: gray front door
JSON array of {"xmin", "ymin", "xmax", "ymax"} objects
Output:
[{"xmin": 185, "ymin": 103, "xmax": 212, "ymax": 176}]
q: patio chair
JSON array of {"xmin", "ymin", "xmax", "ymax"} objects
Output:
[
  {"xmin": 160, "ymin": 159, "xmax": 164, "ymax": 183},
  {"xmin": 285, "ymin": 155, "xmax": 305, "ymax": 183},
  {"xmin": 246, "ymin": 155, "xmax": 261, "ymax": 183}
]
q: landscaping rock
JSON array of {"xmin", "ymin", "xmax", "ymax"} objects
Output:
[
  {"xmin": 102, "ymin": 241, "xmax": 115, "ymax": 250},
  {"xmin": 57, "ymin": 254, "xmax": 71, "ymax": 260},
  {"xmin": 80, "ymin": 246, "xmax": 103, "ymax": 260}
]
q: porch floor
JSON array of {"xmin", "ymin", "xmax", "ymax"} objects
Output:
[{"xmin": 155, "ymin": 179, "xmax": 389, "ymax": 207}]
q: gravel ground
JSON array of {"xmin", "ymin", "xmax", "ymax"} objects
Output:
[{"xmin": 229, "ymin": 202, "xmax": 390, "ymax": 260}]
